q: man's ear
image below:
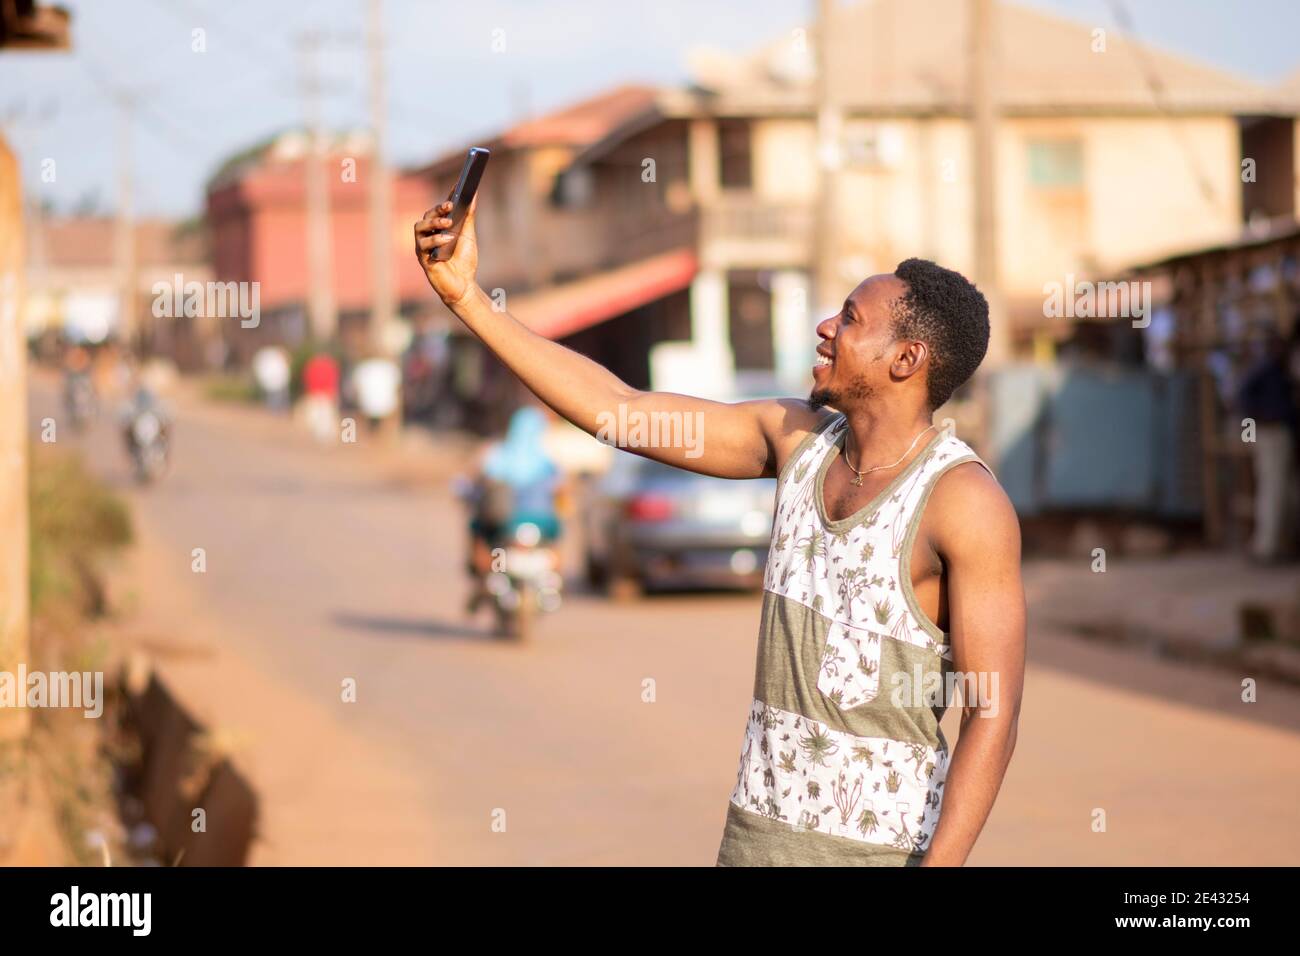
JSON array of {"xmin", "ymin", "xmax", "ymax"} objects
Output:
[{"xmin": 891, "ymin": 340, "xmax": 928, "ymax": 383}]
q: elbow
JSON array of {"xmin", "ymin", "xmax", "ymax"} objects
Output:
[
  {"xmin": 614, "ymin": 383, "xmax": 645, "ymax": 406},
  {"xmin": 960, "ymin": 699, "xmax": 1020, "ymax": 757},
  {"xmin": 1002, "ymin": 716, "xmax": 1019, "ymax": 762}
]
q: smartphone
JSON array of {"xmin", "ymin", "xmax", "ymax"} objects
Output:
[{"xmin": 434, "ymin": 147, "xmax": 490, "ymax": 261}]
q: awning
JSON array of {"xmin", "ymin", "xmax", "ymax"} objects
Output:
[{"xmin": 509, "ymin": 248, "xmax": 697, "ymax": 340}]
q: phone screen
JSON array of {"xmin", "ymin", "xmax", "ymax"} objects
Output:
[{"xmin": 434, "ymin": 147, "xmax": 490, "ymax": 261}]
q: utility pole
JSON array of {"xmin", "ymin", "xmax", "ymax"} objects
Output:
[
  {"xmin": 114, "ymin": 91, "xmax": 137, "ymax": 352},
  {"xmin": 300, "ymin": 31, "xmax": 337, "ymax": 344},
  {"xmin": 366, "ymin": 0, "xmax": 393, "ymax": 357},
  {"xmin": 971, "ymin": 0, "xmax": 1005, "ymax": 365},
  {"xmin": 812, "ymin": 0, "xmax": 843, "ymax": 321},
  {"xmin": 969, "ymin": 0, "xmax": 1006, "ymax": 457}
]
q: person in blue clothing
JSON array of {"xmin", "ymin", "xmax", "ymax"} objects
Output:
[{"xmin": 465, "ymin": 405, "xmax": 562, "ymax": 610}]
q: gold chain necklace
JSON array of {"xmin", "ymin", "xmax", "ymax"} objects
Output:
[{"xmin": 842, "ymin": 424, "xmax": 935, "ymax": 487}]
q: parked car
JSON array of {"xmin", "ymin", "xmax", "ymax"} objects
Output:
[{"xmin": 583, "ymin": 452, "xmax": 776, "ymax": 597}]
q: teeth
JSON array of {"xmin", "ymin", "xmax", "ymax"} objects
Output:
[{"xmin": 815, "ymin": 354, "xmax": 832, "ymax": 367}]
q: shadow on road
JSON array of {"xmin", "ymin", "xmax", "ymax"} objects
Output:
[
  {"xmin": 331, "ymin": 610, "xmax": 496, "ymax": 642},
  {"xmin": 1026, "ymin": 629, "xmax": 1300, "ymax": 736}
]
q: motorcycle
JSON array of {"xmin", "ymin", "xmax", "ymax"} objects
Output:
[
  {"xmin": 124, "ymin": 406, "xmax": 170, "ymax": 484},
  {"xmin": 483, "ymin": 520, "xmax": 564, "ymax": 641},
  {"xmin": 455, "ymin": 476, "xmax": 564, "ymax": 641}
]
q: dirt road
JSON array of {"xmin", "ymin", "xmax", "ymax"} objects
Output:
[{"xmin": 30, "ymin": 375, "xmax": 1300, "ymax": 865}]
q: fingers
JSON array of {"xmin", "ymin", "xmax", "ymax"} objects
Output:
[
  {"xmin": 414, "ymin": 196, "xmax": 474, "ymax": 264},
  {"xmin": 414, "ymin": 216, "xmax": 453, "ymax": 234},
  {"xmin": 415, "ymin": 232, "xmax": 457, "ymax": 252}
]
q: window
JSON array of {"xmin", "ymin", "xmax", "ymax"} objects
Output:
[
  {"xmin": 1026, "ymin": 140, "xmax": 1083, "ymax": 188},
  {"xmin": 551, "ymin": 166, "xmax": 594, "ymax": 208},
  {"xmin": 718, "ymin": 119, "xmax": 753, "ymax": 190},
  {"xmin": 728, "ymin": 270, "xmax": 774, "ymax": 371}
]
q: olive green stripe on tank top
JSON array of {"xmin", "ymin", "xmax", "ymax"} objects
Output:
[
  {"xmin": 717, "ymin": 802, "xmax": 925, "ymax": 867},
  {"xmin": 776, "ymin": 411, "xmax": 844, "ymax": 486},
  {"xmin": 898, "ymin": 453, "xmax": 990, "ymax": 643},
  {"xmin": 752, "ymin": 590, "xmax": 951, "ymax": 748}
]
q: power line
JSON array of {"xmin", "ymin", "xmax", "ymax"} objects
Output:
[
  {"xmin": 141, "ymin": 0, "xmax": 301, "ymax": 90},
  {"xmin": 77, "ymin": 51, "xmax": 210, "ymax": 155},
  {"xmin": 1104, "ymin": 0, "xmax": 1222, "ymax": 213}
]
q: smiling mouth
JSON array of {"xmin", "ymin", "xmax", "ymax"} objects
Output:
[{"xmin": 814, "ymin": 353, "xmax": 833, "ymax": 368}]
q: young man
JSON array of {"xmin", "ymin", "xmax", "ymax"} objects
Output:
[{"xmin": 415, "ymin": 198, "xmax": 1025, "ymax": 867}]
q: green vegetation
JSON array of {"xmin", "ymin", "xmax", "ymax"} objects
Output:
[
  {"xmin": 0, "ymin": 448, "xmax": 134, "ymax": 866},
  {"xmin": 201, "ymin": 372, "xmax": 259, "ymax": 405},
  {"xmin": 29, "ymin": 446, "xmax": 132, "ymax": 620}
]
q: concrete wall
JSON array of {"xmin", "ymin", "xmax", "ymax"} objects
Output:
[{"xmin": 743, "ymin": 113, "xmax": 1245, "ymax": 305}]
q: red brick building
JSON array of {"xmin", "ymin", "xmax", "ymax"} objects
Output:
[{"xmin": 205, "ymin": 131, "xmax": 431, "ymax": 362}]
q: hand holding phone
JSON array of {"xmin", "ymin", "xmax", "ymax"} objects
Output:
[
  {"xmin": 415, "ymin": 147, "xmax": 490, "ymax": 306},
  {"xmin": 433, "ymin": 147, "xmax": 490, "ymax": 261}
]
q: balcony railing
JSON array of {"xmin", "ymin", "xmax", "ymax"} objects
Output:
[{"xmin": 699, "ymin": 195, "xmax": 814, "ymax": 269}]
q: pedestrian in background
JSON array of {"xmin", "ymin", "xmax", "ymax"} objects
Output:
[
  {"xmin": 1238, "ymin": 331, "xmax": 1298, "ymax": 563},
  {"xmin": 301, "ymin": 351, "xmax": 340, "ymax": 443}
]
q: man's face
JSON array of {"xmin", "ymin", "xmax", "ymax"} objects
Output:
[{"xmin": 809, "ymin": 274, "xmax": 906, "ymax": 411}]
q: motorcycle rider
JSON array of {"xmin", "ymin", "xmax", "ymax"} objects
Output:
[
  {"xmin": 62, "ymin": 343, "xmax": 97, "ymax": 430},
  {"xmin": 120, "ymin": 381, "xmax": 173, "ymax": 480},
  {"xmin": 464, "ymin": 405, "xmax": 562, "ymax": 613}
]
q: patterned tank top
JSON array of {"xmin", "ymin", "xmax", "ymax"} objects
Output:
[{"xmin": 716, "ymin": 412, "xmax": 992, "ymax": 866}]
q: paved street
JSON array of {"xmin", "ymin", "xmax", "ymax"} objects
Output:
[{"xmin": 30, "ymin": 373, "xmax": 1300, "ymax": 865}]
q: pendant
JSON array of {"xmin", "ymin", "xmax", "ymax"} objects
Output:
[{"xmin": 851, "ymin": 474, "xmax": 863, "ymax": 487}]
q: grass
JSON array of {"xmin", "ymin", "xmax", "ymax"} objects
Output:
[
  {"xmin": 0, "ymin": 447, "xmax": 135, "ymax": 865},
  {"xmin": 201, "ymin": 372, "xmax": 259, "ymax": 405},
  {"xmin": 29, "ymin": 445, "xmax": 133, "ymax": 622}
]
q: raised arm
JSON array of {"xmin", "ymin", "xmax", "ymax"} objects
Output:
[
  {"xmin": 920, "ymin": 462, "xmax": 1026, "ymax": 866},
  {"xmin": 415, "ymin": 198, "xmax": 822, "ymax": 478}
]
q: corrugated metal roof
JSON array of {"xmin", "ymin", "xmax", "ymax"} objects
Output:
[{"xmin": 411, "ymin": 84, "xmax": 662, "ymax": 177}]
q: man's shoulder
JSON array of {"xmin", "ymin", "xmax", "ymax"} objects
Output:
[
  {"xmin": 928, "ymin": 455, "xmax": 1009, "ymax": 513},
  {"xmin": 754, "ymin": 399, "xmax": 837, "ymax": 475},
  {"xmin": 924, "ymin": 456, "xmax": 1020, "ymax": 556}
]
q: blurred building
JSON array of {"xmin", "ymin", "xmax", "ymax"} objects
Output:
[
  {"xmin": 24, "ymin": 215, "xmax": 211, "ymax": 366},
  {"xmin": 1122, "ymin": 221, "xmax": 1300, "ymax": 552},
  {"xmin": 205, "ymin": 130, "xmax": 431, "ymax": 365},
  {"xmin": 983, "ymin": 217, "xmax": 1300, "ymax": 556},
  {"xmin": 409, "ymin": 0, "xmax": 1300, "ymax": 434},
  {"xmin": 972, "ymin": 54, "xmax": 1300, "ymax": 554},
  {"xmin": 657, "ymin": 0, "xmax": 1300, "ymax": 358},
  {"xmin": 409, "ymin": 85, "xmax": 699, "ymax": 431}
]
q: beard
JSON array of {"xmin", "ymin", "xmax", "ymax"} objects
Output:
[
  {"xmin": 808, "ymin": 374, "xmax": 875, "ymax": 412},
  {"xmin": 807, "ymin": 386, "xmax": 835, "ymax": 411}
]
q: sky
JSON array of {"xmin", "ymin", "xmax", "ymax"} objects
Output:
[{"xmin": 2, "ymin": 0, "xmax": 1299, "ymax": 219}]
